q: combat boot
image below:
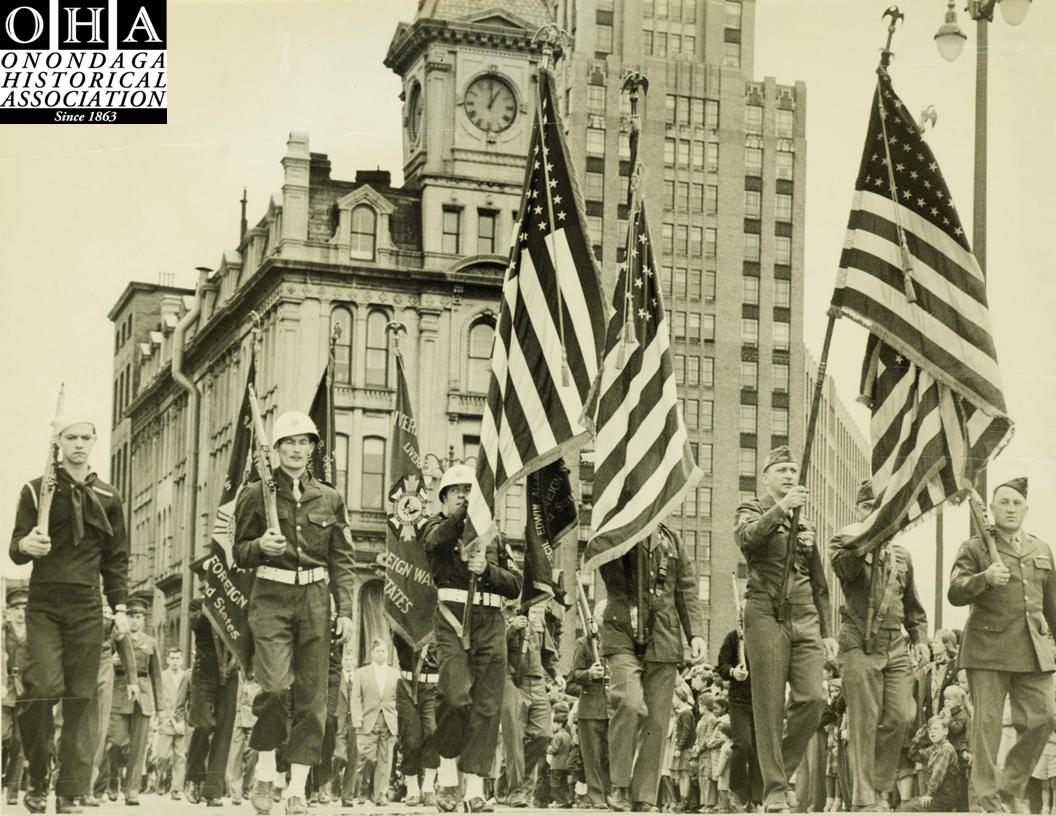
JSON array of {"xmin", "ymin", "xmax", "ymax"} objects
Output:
[
  {"xmin": 434, "ymin": 785, "xmax": 461, "ymax": 813},
  {"xmin": 56, "ymin": 797, "xmax": 84, "ymax": 814},
  {"xmin": 251, "ymin": 780, "xmax": 273, "ymax": 815},
  {"xmin": 609, "ymin": 786, "xmax": 632, "ymax": 812}
]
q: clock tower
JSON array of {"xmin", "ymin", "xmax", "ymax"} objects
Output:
[{"xmin": 385, "ymin": 1, "xmax": 552, "ymax": 268}]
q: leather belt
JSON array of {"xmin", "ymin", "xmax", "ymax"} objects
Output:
[
  {"xmin": 400, "ymin": 670, "xmax": 439, "ymax": 684},
  {"xmin": 256, "ymin": 565, "xmax": 328, "ymax": 585},
  {"xmin": 437, "ymin": 587, "xmax": 503, "ymax": 608}
]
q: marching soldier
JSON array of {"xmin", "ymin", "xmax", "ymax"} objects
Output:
[
  {"xmin": 153, "ymin": 647, "xmax": 189, "ymax": 800},
  {"xmin": 948, "ymin": 477, "xmax": 1056, "ymax": 813},
  {"xmin": 564, "ymin": 600, "xmax": 610, "ymax": 809},
  {"xmin": 10, "ymin": 411, "xmax": 130, "ymax": 814},
  {"xmin": 601, "ymin": 523, "xmax": 706, "ymax": 813},
  {"xmin": 393, "ymin": 633, "xmax": 440, "ymax": 806},
  {"xmin": 829, "ymin": 478, "xmax": 929, "ymax": 811},
  {"xmin": 2, "ymin": 587, "xmax": 28, "ymax": 807},
  {"xmin": 233, "ymin": 411, "xmax": 356, "ymax": 816},
  {"xmin": 734, "ymin": 445, "xmax": 837, "ymax": 813},
  {"xmin": 106, "ymin": 593, "xmax": 164, "ymax": 806},
  {"xmin": 422, "ymin": 464, "xmax": 522, "ymax": 813}
]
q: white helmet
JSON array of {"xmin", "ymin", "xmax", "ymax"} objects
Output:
[
  {"xmin": 271, "ymin": 411, "xmax": 320, "ymax": 447},
  {"xmin": 437, "ymin": 464, "xmax": 475, "ymax": 499}
]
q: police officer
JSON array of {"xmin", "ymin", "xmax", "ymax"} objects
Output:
[
  {"xmin": 601, "ymin": 523, "xmax": 705, "ymax": 812},
  {"xmin": 948, "ymin": 477, "xmax": 1056, "ymax": 813},
  {"xmin": 107, "ymin": 593, "xmax": 164, "ymax": 806},
  {"xmin": 393, "ymin": 633, "xmax": 440, "ymax": 806},
  {"xmin": 422, "ymin": 464, "xmax": 522, "ymax": 813},
  {"xmin": 829, "ymin": 478, "xmax": 929, "ymax": 811},
  {"xmin": 10, "ymin": 411, "xmax": 130, "ymax": 814},
  {"xmin": 234, "ymin": 411, "xmax": 356, "ymax": 816},
  {"xmin": 2, "ymin": 587, "xmax": 28, "ymax": 807},
  {"xmin": 734, "ymin": 445, "xmax": 837, "ymax": 813},
  {"xmin": 564, "ymin": 600, "xmax": 610, "ymax": 809}
]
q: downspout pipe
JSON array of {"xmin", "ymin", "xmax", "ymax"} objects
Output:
[{"xmin": 172, "ymin": 267, "xmax": 212, "ymax": 657}]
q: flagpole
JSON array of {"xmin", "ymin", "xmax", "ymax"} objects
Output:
[{"xmin": 325, "ymin": 322, "xmax": 339, "ymax": 484}]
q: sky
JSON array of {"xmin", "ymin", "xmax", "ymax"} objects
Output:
[{"xmin": 1, "ymin": 0, "xmax": 1054, "ymax": 629}]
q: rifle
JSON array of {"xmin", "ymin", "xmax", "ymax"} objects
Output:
[
  {"xmin": 247, "ymin": 385, "xmax": 280, "ymax": 531},
  {"xmin": 731, "ymin": 572, "xmax": 746, "ymax": 672},
  {"xmin": 575, "ymin": 579, "xmax": 608, "ymax": 684},
  {"xmin": 37, "ymin": 384, "xmax": 66, "ymax": 534},
  {"xmin": 634, "ymin": 540, "xmax": 649, "ymax": 659},
  {"xmin": 968, "ymin": 492, "xmax": 1003, "ymax": 566}
]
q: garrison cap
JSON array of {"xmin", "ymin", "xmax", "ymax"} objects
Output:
[
  {"xmin": 762, "ymin": 445, "xmax": 796, "ymax": 472},
  {"xmin": 5, "ymin": 587, "xmax": 28, "ymax": 606},
  {"xmin": 856, "ymin": 478, "xmax": 875, "ymax": 505},
  {"xmin": 994, "ymin": 477, "xmax": 1028, "ymax": 500}
]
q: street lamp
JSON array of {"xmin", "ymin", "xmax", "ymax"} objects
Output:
[{"xmin": 934, "ymin": 0, "xmax": 967, "ymax": 61}]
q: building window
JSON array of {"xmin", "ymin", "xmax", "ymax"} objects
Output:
[
  {"xmin": 690, "ymin": 141, "xmax": 704, "ymax": 170},
  {"xmin": 689, "ymin": 226, "xmax": 703, "ymax": 258},
  {"xmin": 702, "ymin": 356, "xmax": 714, "ymax": 388},
  {"xmin": 587, "ymin": 170, "xmax": 605, "ymax": 202},
  {"xmin": 775, "ymin": 235, "xmax": 792, "ymax": 265},
  {"xmin": 442, "ymin": 208, "xmax": 461, "ymax": 254},
  {"xmin": 331, "ymin": 306, "xmax": 354, "ymax": 384},
  {"xmin": 777, "ymin": 108, "xmax": 794, "ymax": 139},
  {"xmin": 723, "ymin": 41, "xmax": 741, "ymax": 68},
  {"xmin": 674, "ymin": 353, "xmax": 685, "ymax": 384},
  {"xmin": 745, "ymin": 189, "xmax": 761, "ymax": 219},
  {"xmin": 773, "ymin": 320, "xmax": 790, "ymax": 350},
  {"xmin": 701, "ymin": 399, "xmax": 713, "ymax": 431},
  {"xmin": 739, "ymin": 447, "xmax": 756, "ymax": 477},
  {"xmin": 675, "ymin": 225, "xmax": 688, "ymax": 255},
  {"xmin": 678, "ymin": 139, "xmax": 690, "ymax": 167},
  {"xmin": 468, "ymin": 319, "xmax": 494, "ymax": 393},
  {"xmin": 741, "ymin": 360, "xmax": 758, "ymax": 390},
  {"xmin": 725, "ymin": 0, "xmax": 742, "ymax": 29},
  {"xmin": 596, "ymin": 23, "xmax": 613, "ymax": 54},
  {"xmin": 675, "ymin": 181, "xmax": 689, "ymax": 211},
  {"xmin": 700, "ymin": 487, "xmax": 712, "ymax": 517},
  {"xmin": 673, "ymin": 267, "xmax": 687, "ymax": 299},
  {"xmin": 688, "ymin": 269, "xmax": 702, "ymax": 300},
  {"xmin": 663, "ymin": 180, "xmax": 675, "ymax": 209},
  {"xmin": 743, "ymin": 275, "xmax": 760, "ymax": 304},
  {"xmin": 504, "ymin": 482, "xmax": 524, "ymax": 527},
  {"xmin": 741, "ymin": 317, "xmax": 759, "ymax": 345},
  {"xmin": 350, "ymin": 205, "xmax": 377, "ymax": 261},
  {"xmin": 683, "ymin": 487, "xmax": 697, "ymax": 516},
  {"xmin": 706, "ymin": 142, "xmax": 719, "ymax": 173},
  {"xmin": 773, "ymin": 406, "xmax": 789, "ymax": 437},
  {"xmin": 618, "ymin": 132, "xmax": 631, "ymax": 160},
  {"xmin": 684, "ymin": 0, "xmax": 697, "ymax": 22},
  {"xmin": 687, "ymin": 312, "xmax": 701, "ymax": 341},
  {"xmin": 669, "ymin": 34, "xmax": 681, "ymax": 55},
  {"xmin": 675, "ymin": 95, "xmax": 689, "ymax": 125},
  {"xmin": 683, "ymin": 398, "xmax": 698, "ymax": 428},
  {"xmin": 477, "ymin": 210, "xmax": 497, "ymax": 254},
  {"xmin": 704, "ymin": 99, "xmax": 719, "ymax": 130},
  {"xmin": 683, "ymin": 35, "xmax": 695, "ymax": 56},
  {"xmin": 775, "ymin": 192, "xmax": 793, "ymax": 221},
  {"xmin": 703, "ymin": 270, "xmax": 716, "ymax": 301},
  {"xmin": 686, "ymin": 353, "xmax": 699, "ymax": 386},
  {"xmin": 643, "ymin": 29, "xmax": 654, "ymax": 55},
  {"xmin": 365, "ymin": 310, "xmax": 389, "ymax": 388},
  {"xmin": 335, "ymin": 433, "xmax": 349, "ymax": 501},
  {"xmin": 740, "ymin": 403, "xmax": 757, "ymax": 435},
  {"xmin": 587, "ymin": 214, "xmax": 603, "ymax": 247},
  {"xmin": 361, "ymin": 436, "xmax": 386, "ymax": 510},
  {"xmin": 705, "ymin": 227, "xmax": 717, "ymax": 258},
  {"xmin": 698, "ymin": 442, "xmax": 712, "ymax": 474},
  {"xmin": 706, "ymin": 184, "xmax": 718, "ymax": 215},
  {"xmin": 772, "ymin": 362, "xmax": 790, "ymax": 392},
  {"xmin": 587, "ymin": 127, "xmax": 606, "ymax": 157},
  {"xmin": 588, "ymin": 84, "xmax": 606, "ymax": 114},
  {"xmin": 655, "ymin": 31, "xmax": 667, "ymax": 57},
  {"xmin": 673, "ymin": 312, "xmax": 687, "ymax": 342},
  {"xmin": 745, "ymin": 104, "xmax": 763, "ymax": 134},
  {"xmin": 776, "ymin": 150, "xmax": 794, "ymax": 180},
  {"xmin": 745, "ymin": 146, "xmax": 763, "ymax": 176},
  {"xmin": 665, "ymin": 94, "xmax": 676, "ymax": 124},
  {"xmin": 663, "ymin": 137, "xmax": 675, "ymax": 166},
  {"xmin": 774, "ymin": 278, "xmax": 791, "ymax": 308},
  {"xmin": 744, "ymin": 232, "xmax": 760, "ymax": 261},
  {"xmin": 662, "ymin": 223, "xmax": 674, "ymax": 256},
  {"xmin": 702, "ymin": 313, "xmax": 715, "ymax": 340}
]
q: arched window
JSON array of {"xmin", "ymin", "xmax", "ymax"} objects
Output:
[
  {"xmin": 361, "ymin": 436, "xmax": 386, "ymax": 510},
  {"xmin": 365, "ymin": 310, "xmax": 389, "ymax": 388},
  {"xmin": 335, "ymin": 433, "xmax": 349, "ymax": 503},
  {"xmin": 330, "ymin": 307, "xmax": 354, "ymax": 384},
  {"xmin": 350, "ymin": 205, "xmax": 377, "ymax": 261},
  {"xmin": 467, "ymin": 319, "xmax": 494, "ymax": 393}
]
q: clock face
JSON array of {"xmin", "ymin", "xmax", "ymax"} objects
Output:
[
  {"xmin": 463, "ymin": 76, "xmax": 517, "ymax": 134},
  {"xmin": 408, "ymin": 82, "xmax": 423, "ymax": 143}
]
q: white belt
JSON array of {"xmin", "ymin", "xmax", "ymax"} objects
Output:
[
  {"xmin": 437, "ymin": 587, "xmax": 503, "ymax": 608},
  {"xmin": 400, "ymin": 670, "xmax": 439, "ymax": 684},
  {"xmin": 256, "ymin": 565, "xmax": 328, "ymax": 585}
]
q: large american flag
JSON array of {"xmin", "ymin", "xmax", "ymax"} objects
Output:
[
  {"xmin": 831, "ymin": 71, "xmax": 1013, "ymax": 554},
  {"xmin": 582, "ymin": 148, "xmax": 701, "ymax": 571},
  {"xmin": 464, "ymin": 68, "xmax": 608, "ymax": 549}
]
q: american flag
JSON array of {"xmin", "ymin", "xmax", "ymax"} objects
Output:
[
  {"xmin": 831, "ymin": 72, "xmax": 1013, "ymax": 554},
  {"xmin": 582, "ymin": 148, "xmax": 701, "ymax": 571},
  {"xmin": 464, "ymin": 68, "xmax": 608, "ymax": 549}
]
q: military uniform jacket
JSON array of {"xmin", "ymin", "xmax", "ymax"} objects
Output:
[
  {"xmin": 3, "ymin": 622, "xmax": 25, "ymax": 707},
  {"xmin": 112, "ymin": 629, "xmax": 164, "ymax": 715},
  {"xmin": 188, "ymin": 608, "xmax": 237, "ymax": 729},
  {"xmin": 948, "ymin": 530, "xmax": 1056, "ymax": 673},
  {"xmin": 421, "ymin": 506, "xmax": 521, "ymax": 601},
  {"xmin": 599, "ymin": 525, "xmax": 705, "ymax": 663},
  {"xmin": 9, "ymin": 468, "xmax": 129, "ymax": 608},
  {"xmin": 829, "ymin": 532, "xmax": 928, "ymax": 650},
  {"xmin": 506, "ymin": 613, "xmax": 559, "ymax": 683},
  {"xmin": 735, "ymin": 494, "xmax": 831, "ymax": 636},
  {"xmin": 233, "ymin": 469, "xmax": 356, "ymax": 616},
  {"xmin": 565, "ymin": 637, "xmax": 608, "ymax": 720}
]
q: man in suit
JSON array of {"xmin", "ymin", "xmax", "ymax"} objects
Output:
[
  {"xmin": 106, "ymin": 593, "xmax": 164, "ymax": 805},
  {"xmin": 948, "ymin": 477, "xmax": 1056, "ymax": 813},
  {"xmin": 226, "ymin": 671, "xmax": 260, "ymax": 805},
  {"xmin": 333, "ymin": 651, "xmax": 358, "ymax": 807},
  {"xmin": 351, "ymin": 638, "xmax": 400, "ymax": 805},
  {"xmin": 153, "ymin": 647, "xmax": 189, "ymax": 800}
]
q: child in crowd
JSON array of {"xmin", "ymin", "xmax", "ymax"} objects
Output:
[
  {"xmin": 712, "ymin": 717, "xmax": 734, "ymax": 813},
  {"xmin": 694, "ymin": 694, "xmax": 718, "ymax": 812},
  {"xmin": 942, "ymin": 684, "xmax": 971, "ymax": 811},
  {"xmin": 1032, "ymin": 726, "xmax": 1056, "ymax": 814},
  {"xmin": 670, "ymin": 685, "xmax": 696, "ymax": 812},
  {"xmin": 546, "ymin": 702, "xmax": 574, "ymax": 809},
  {"xmin": 905, "ymin": 716, "xmax": 964, "ymax": 812}
]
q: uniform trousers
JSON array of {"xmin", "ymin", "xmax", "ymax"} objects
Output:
[
  {"xmin": 728, "ymin": 697, "xmax": 763, "ymax": 805},
  {"xmin": 17, "ymin": 584, "xmax": 103, "ymax": 798},
  {"xmin": 967, "ymin": 668, "xmax": 1056, "ymax": 804},
  {"xmin": 89, "ymin": 655, "xmax": 115, "ymax": 795},
  {"xmin": 247, "ymin": 579, "xmax": 329, "ymax": 767},
  {"xmin": 153, "ymin": 729, "xmax": 187, "ymax": 792},
  {"xmin": 577, "ymin": 717, "xmax": 610, "ymax": 806},
  {"xmin": 107, "ymin": 706, "xmax": 150, "ymax": 796},
  {"xmin": 838, "ymin": 630, "xmax": 916, "ymax": 807},
  {"xmin": 355, "ymin": 716, "xmax": 396, "ymax": 802},
  {"xmin": 743, "ymin": 598, "xmax": 826, "ymax": 808},
  {"xmin": 396, "ymin": 680, "xmax": 438, "ymax": 777},
  {"xmin": 226, "ymin": 725, "xmax": 256, "ymax": 800},
  {"xmin": 334, "ymin": 711, "xmax": 358, "ymax": 802},
  {"xmin": 433, "ymin": 605, "xmax": 507, "ymax": 777},
  {"xmin": 185, "ymin": 675, "xmax": 238, "ymax": 800},
  {"xmin": 500, "ymin": 674, "xmax": 552, "ymax": 795},
  {"xmin": 606, "ymin": 653, "xmax": 677, "ymax": 806}
]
